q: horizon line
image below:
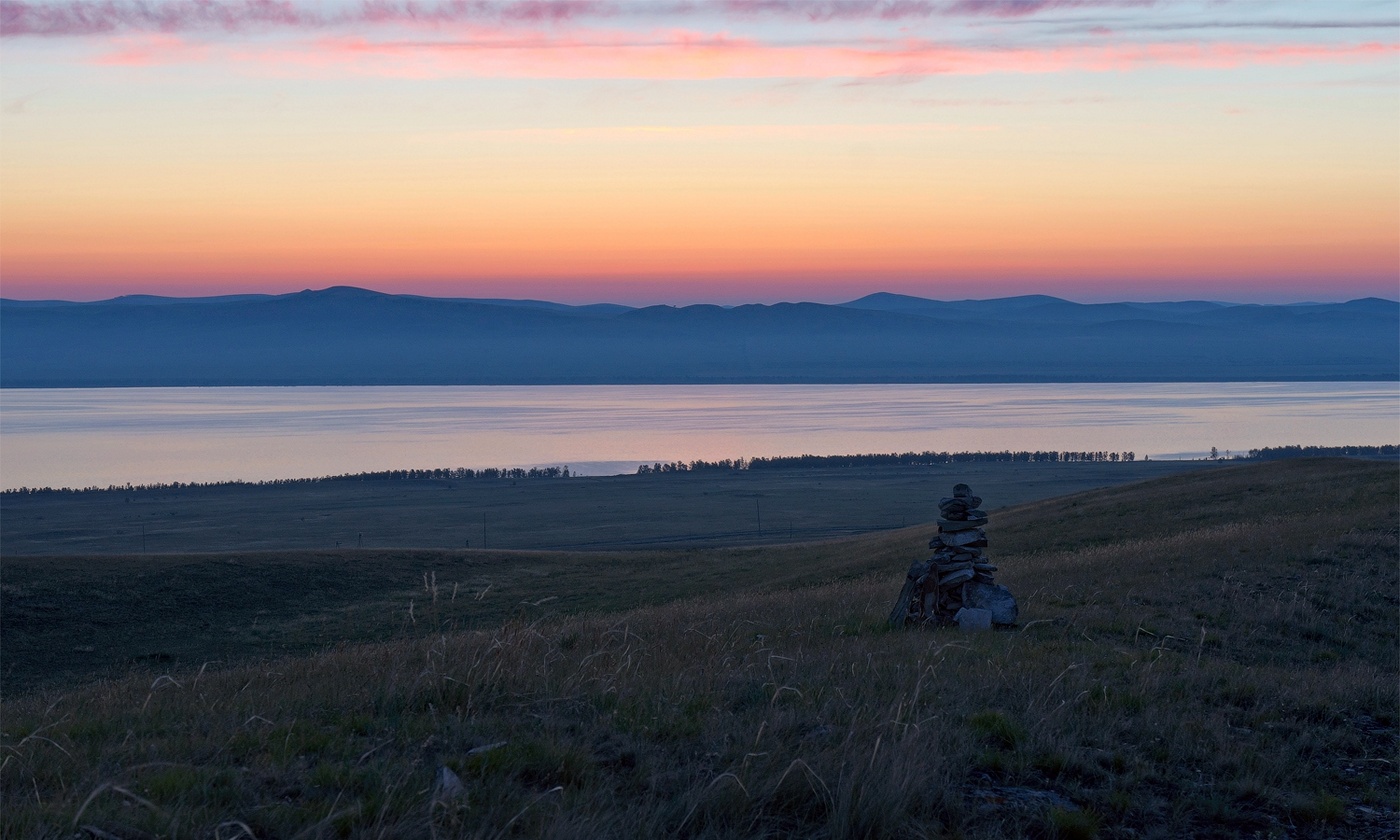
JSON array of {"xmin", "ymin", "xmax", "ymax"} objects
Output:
[{"xmin": 4, "ymin": 284, "xmax": 1397, "ymax": 309}]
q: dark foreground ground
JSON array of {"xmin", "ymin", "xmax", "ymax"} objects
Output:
[
  {"xmin": 1, "ymin": 460, "xmax": 1208, "ymax": 555},
  {"xmin": 3, "ymin": 458, "xmax": 1396, "ymax": 839}
]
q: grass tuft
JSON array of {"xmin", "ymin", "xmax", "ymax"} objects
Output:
[
  {"xmin": 968, "ymin": 710, "xmax": 1025, "ymax": 751},
  {"xmin": 1047, "ymin": 805, "xmax": 1101, "ymax": 840}
]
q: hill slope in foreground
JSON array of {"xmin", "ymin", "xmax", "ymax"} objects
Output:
[{"xmin": 3, "ymin": 459, "xmax": 1396, "ymax": 839}]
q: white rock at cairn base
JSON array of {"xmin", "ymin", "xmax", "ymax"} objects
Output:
[
  {"xmin": 954, "ymin": 607, "xmax": 993, "ymax": 631},
  {"xmin": 965, "ymin": 581, "xmax": 1019, "ymax": 625}
]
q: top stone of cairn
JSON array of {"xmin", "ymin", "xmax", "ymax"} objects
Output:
[{"xmin": 937, "ymin": 482, "xmax": 986, "ymax": 523}]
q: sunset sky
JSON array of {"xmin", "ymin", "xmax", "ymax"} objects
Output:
[{"xmin": 2, "ymin": 0, "xmax": 1397, "ymax": 305}]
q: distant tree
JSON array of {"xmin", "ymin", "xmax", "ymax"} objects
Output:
[{"xmin": 1210, "ymin": 446, "xmax": 1219, "ymax": 460}]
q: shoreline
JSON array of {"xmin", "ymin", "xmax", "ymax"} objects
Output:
[{"xmin": 5, "ymin": 446, "xmax": 1397, "ymax": 496}]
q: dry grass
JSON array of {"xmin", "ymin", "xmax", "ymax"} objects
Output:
[
  {"xmin": 2, "ymin": 459, "xmax": 1396, "ymax": 839},
  {"xmin": 2, "ymin": 527, "xmax": 927, "ymax": 692}
]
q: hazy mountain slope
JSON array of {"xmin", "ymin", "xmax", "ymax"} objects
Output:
[{"xmin": 2, "ymin": 288, "xmax": 1395, "ymax": 385}]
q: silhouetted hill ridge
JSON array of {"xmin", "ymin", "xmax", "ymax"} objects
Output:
[{"xmin": 2, "ymin": 288, "xmax": 1394, "ymax": 385}]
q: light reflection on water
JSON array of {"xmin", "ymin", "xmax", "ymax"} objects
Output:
[{"xmin": 0, "ymin": 383, "xmax": 1395, "ymax": 489}]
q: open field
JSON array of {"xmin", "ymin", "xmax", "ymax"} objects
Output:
[
  {"xmin": 1, "ymin": 460, "xmax": 1209, "ymax": 555},
  {"xmin": 3, "ymin": 458, "xmax": 1396, "ymax": 838},
  {"xmin": 6, "ymin": 461, "xmax": 1211, "ymax": 691}
]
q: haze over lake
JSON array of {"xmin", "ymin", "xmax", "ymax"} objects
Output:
[{"xmin": 1, "ymin": 382, "xmax": 1394, "ymax": 490}]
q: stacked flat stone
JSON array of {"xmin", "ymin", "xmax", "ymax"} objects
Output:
[
  {"xmin": 931, "ymin": 483, "xmax": 993, "ymax": 620},
  {"xmin": 889, "ymin": 483, "xmax": 1018, "ymax": 630}
]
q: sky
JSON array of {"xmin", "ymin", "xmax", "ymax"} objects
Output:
[{"xmin": 1, "ymin": 0, "xmax": 1397, "ymax": 305}]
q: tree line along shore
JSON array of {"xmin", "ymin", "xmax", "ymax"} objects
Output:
[{"xmin": 1, "ymin": 444, "xmax": 1393, "ymax": 496}]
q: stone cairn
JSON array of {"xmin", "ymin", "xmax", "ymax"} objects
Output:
[{"xmin": 888, "ymin": 483, "xmax": 1018, "ymax": 630}]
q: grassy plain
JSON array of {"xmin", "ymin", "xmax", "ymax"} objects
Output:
[
  {"xmin": 1, "ymin": 460, "xmax": 1206, "ymax": 555},
  {"xmin": 2, "ymin": 458, "xmax": 1396, "ymax": 839},
  {"xmin": 5, "ymin": 461, "xmax": 1207, "ymax": 691}
]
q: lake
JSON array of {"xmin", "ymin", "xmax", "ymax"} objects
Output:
[{"xmin": 0, "ymin": 382, "xmax": 1395, "ymax": 489}]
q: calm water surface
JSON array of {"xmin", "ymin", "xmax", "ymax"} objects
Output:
[{"xmin": 1, "ymin": 383, "xmax": 1395, "ymax": 489}]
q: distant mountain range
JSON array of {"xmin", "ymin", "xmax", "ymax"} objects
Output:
[{"xmin": 2, "ymin": 287, "xmax": 1395, "ymax": 386}]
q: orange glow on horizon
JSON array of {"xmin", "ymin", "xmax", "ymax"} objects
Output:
[
  {"xmin": 4, "ymin": 0, "xmax": 1397, "ymax": 305},
  {"xmin": 5, "ymin": 127, "xmax": 1395, "ymax": 302}
]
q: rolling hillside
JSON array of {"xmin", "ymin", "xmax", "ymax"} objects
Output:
[{"xmin": 3, "ymin": 459, "xmax": 1395, "ymax": 838}]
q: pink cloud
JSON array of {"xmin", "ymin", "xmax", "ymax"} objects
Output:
[
  {"xmin": 0, "ymin": 0, "xmax": 1171, "ymax": 37},
  {"xmin": 720, "ymin": 1, "xmax": 938, "ymax": 21},
  {"xmin": 716, "ymin": 2, "xmax": 1158, "ymax": 22},
  {"xmin": 0, "ymin": 0, "xmax": 618, "ymax": 37},
  {"xmin": 943, "ymin": 0, "xmax": 1155, "ymax": 18},
  {"xmin": 16, "ymin": 1, "xmax": 1392, "ymax": 79},
  {"xmin": 357, "ymin": 1, "xmax": 613, "ymax": 25},
  {"xmin": 93, "ymin": 33, "xmax": 213, "ymax": 66},
  {"xmin": 1105, "ymin": 40, "xmax": 1400, "ymax": 71},
  {"xmin": 117, "ymin": 31, "xmax": 1397, "ymax": 79},
  {"xmin": 1, "ymin": 0, "xmax": 313, "ymax": 36}
]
